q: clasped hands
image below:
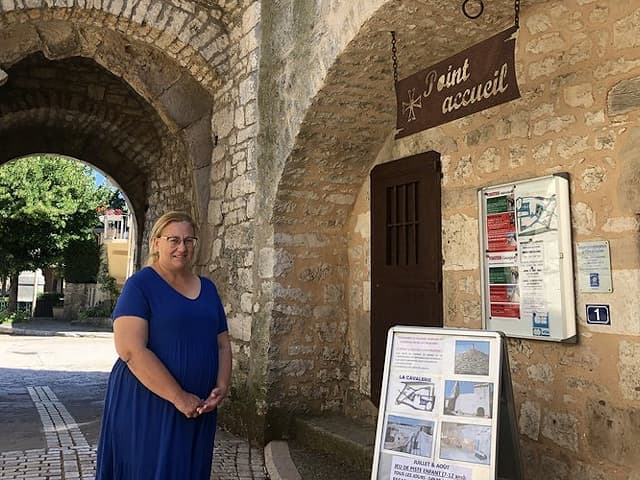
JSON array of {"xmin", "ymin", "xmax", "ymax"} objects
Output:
[{"xmin": 174, "ymin": 386, "xmax": 228, "ymax": 419}]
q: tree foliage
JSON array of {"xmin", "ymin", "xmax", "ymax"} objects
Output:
[
  {"xmin": 63, "ymin": 238, "xmax": 101, "ymax": 283},
  {"xmin": 107, "ymin": 189, "xmax": 128, "ymax": 212},
  {"xmin": 0, "ymin": 155, "xmax": 111, "ymax": 282}
]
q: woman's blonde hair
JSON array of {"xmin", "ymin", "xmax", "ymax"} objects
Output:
[{"xmin": 146, "ymin": 211, "xmax": 197, "ymax": 265}]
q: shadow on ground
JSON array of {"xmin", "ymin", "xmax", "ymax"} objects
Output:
[{"xmin": 0, "ymin": 367, "xmax": 109, "ymax": 451}]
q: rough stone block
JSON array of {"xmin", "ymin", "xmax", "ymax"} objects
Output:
[
  {"xmin": 619, "ymin": 341, "xmax": 640, "ymax": 401},
  {"xmin": 571, "ymin": 202, "xmax": 596, "ymax": 235},
  {"xmin": 228, "ymin": 313, "xmax": 251, "ymax": 342},
  {"xmin": 541, "ymin": 410, "xmax": 578, "ymax": 452},
  {"xmin": 564, "ymin": 83, "xmax": 594, "ymax": 108},
  {"xmin": 526, "ymin": 32, "xmax": 565, "ymax": 54},
  {"xmin": 607, "ymin": 77, "xmax": 640, "ymax": 115},
  {"xmin": 613, "ymin": 9, "xmax": 640, "ymax": 48},
  {"xmin": 525, "ymin": 13, "xmax": 552, "ymax": 34},
  {"xmin": 158, "ymin": 74, "xmax": 212, "ymax": 129},
  {"xmin": 579, "ymin": 165, "xmax": 606, "ymax": 192},
  {"xmin": 38, "ymin": 22, "xmax": 79, "ymax": 59},
  {"xmin": 587, "ymin": 399, "xmax": 640, "ymax": 468},
  {"xmin": 242, "ymin": 2, "xmax": 260, "ymax": 35},
  {"xmin": 442, "ymin": 214, "xmax": 479, "ymax": 271},
  {"xmin": 527, "ymin": 363, "xmax": 554, "ymax": 384},
  {"xmin": 556, "ymin": 135, "xmax": 589, "ymax": 159},
  {"xmin": 519, "ymin": 400, "xmax": 541, "ymax": 440},
  {"xmin": 618, "ymin": 128, "xmax": 640, "ymax": 213}
]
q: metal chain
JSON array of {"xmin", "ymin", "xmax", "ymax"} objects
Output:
[
  {"xmin": 515, "ymin": 0, "xmax": 520, "ymax": 28},
  {"xmin": 391, "ymin": 31, "xmax": 398, "ymax": 84}
]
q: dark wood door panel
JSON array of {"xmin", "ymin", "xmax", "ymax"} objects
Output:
[{"xmin": 370, "ymin": 151, "xmax": 444, "ymax": 406}]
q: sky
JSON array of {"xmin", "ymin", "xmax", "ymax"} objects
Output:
[{"xmin": 93, "ymin": 171, "xmax": 109, "ymax": 186}]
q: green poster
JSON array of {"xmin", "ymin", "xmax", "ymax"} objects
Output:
[
  {"xmin": 489, "ymin": 267, "xmax": 517, "ymax": 284},
  {"xmin": 486, "ymin": 196, "xmax": 509, "ymax": 214}
]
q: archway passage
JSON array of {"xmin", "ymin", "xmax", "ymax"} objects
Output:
[
  {"xmin": 0, "ymin": 37, "xmax": 216, "ymax": 263},
  {"xmin": 269, "ymin": 0, "xmax": 516, "ymax": 419},
  {"xmin": 0, "ymin": 53, "xmax": 164, "ymax": 240}
]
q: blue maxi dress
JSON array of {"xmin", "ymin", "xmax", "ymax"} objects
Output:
[{"xmin": 96, "ymin": 267, "xmax": 228, "ymax": 480}]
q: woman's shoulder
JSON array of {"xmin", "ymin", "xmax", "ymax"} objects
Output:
[
  {"xmin": 199, "ymin": 275, "xmax": 217, "ymax": 289},
  {"xmin": 199, "ymin": 276, "xmax": 221, "ymax": 295},
  {"xmin": 123, "ymin": 267, "xmax": 158, "ymax": 289}
]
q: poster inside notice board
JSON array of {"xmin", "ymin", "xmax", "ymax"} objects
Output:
[
  {"xmin": 478, "ymin": 174, "xmax": 576, "ymax": 342},
  {"xmin": 370, "ymin": 326, "xmax": 522, "ymax": 480}
]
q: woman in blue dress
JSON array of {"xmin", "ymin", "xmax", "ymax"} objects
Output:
[{"xmin": 96, "ymin": 211, "xmax": 232, "ymax": 479}]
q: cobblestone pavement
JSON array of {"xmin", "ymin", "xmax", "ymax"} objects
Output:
[{"xmin": 0, "ymin": 329, "xmax": 268, "ymax": 480}]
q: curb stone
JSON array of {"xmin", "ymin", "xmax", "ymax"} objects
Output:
[
  {"xmin": 0, "ymin": 324, "xmax": 113, "ymax": 338},
  {"xmin": 264, "ymin": 441, "xmax": 302, "ymax": 480}
]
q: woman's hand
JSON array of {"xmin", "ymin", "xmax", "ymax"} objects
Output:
[
  {"xmin": 173, "ymin": 390, "xmax": 204, "ymax": 418},
  {"xmin": 196, "ymin": 385, "xmax": 228, "ymax": 415}
]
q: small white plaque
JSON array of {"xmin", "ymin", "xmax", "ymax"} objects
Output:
[{"xmin": 576, "ymin": 241, "xmax": 612, "ymax": 293}]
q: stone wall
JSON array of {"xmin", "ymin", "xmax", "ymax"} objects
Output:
[
  {"xmin": 345, "ymin": 1, "xmax": 640, "ymax": 477},
  {"xmin": 204, "ymin": 0, "xmax": 264, "ymax": 437},
  {"xmin": 262, "ymin": 0, "xmax": 516, "ymax": 426}
]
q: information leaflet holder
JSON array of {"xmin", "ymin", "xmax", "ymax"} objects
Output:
[
  {"xmin": 478, "ymin": 174, "xmax": 576, "ymax": 342},
  {"xmin": 371, "ymin": 326, "xmax": 522, "ymax": 480}
]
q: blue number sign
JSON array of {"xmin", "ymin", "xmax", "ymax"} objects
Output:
[{"xmin": 586, "ymin": 304, "xmax": 610, "ymax": 325}]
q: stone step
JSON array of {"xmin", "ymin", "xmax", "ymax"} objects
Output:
[{"xmin": 292, "ymin": 415, "xmax": 376, "ymax": 474}]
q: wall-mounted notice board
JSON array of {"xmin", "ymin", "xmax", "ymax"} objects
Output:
[
  {"xmin": 370, "ymin": 326, "xmax": 522, "ymax": 480},
  {"xmin": 478, "ymin": 174, "xmax": 576, "ymax": 342}
]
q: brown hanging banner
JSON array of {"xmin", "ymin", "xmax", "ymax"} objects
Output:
[{"xmin": 395, "ymin": 26, "xmax": 520, "ymax": 139}]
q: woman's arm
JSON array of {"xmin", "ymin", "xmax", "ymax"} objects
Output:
[
  {"xmin": 198, "ymin": 331, "xmax": 232, "ymax": 414},
  {"xmin": 114, "ymin": 315, "xmax": 203, "ymax": 417}
]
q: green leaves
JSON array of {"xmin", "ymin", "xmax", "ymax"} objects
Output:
[{"xmin": 0, "ymin": 155, "xmax": 112, "ymax": 276}]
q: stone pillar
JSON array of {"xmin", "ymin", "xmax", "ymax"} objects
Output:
[{"xmin": 63, "ymin": 283, "xmax": 96, "ymax": 321}]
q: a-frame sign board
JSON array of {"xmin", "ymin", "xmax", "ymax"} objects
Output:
[{"xmin": 370, "ymin": 326, "xmax": 523, "ymax": 480}]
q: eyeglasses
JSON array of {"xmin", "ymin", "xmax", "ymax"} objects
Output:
[{"xmin": 158, "ymin": 236, "xmax": 198, "ymax": 248}]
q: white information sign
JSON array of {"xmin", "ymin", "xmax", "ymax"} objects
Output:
[
  {"xmin": 371, "ymin": 327, "xmax": 522, "ymax": 480},
  {"xmin": 478, "ymin": 174, "xmax": 576, "ymax": 342},
  {"xmin": 576, "ymin": 241, "xmax": 612, "ymax": 293}
]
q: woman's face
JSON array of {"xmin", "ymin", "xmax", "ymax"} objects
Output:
[{"xmin": 153, "ymin": 221, "xmax": 196, "ymax": 270}]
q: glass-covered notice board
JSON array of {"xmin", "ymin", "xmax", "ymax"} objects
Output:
[{"xmin": 478, "ymin": 174, "xmax": 576, "ymax": 342}]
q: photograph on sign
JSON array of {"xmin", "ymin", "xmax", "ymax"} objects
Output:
[
  {"xmin": 372, "ymin": 328, "xmax": 505, "ymax": 480},
  {"xmin": 383, "ymin": 415, "xmax": 435, "ymax": 458},
  {"xmin": 454, "ymin": 340, "xmax": 490, "ymax": 376},
  {"xmin": 443, "ymin": 381, "xmax": 494, "ymax": 419},
  {"xmin": 439, "ymin": 422, "xmax": 492, "ymax": 465},
  {"xmin": 478, "ymin": 174, "xmax": 576, "ymax": 342}
]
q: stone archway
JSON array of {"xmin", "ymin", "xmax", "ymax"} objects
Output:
[
  {"xmin": 0, "ymin": 15, "xmax": 218, "ymax": 263},
  {"xmin": 264, "ymin": 0, "xmax": 518, "ymax": 426},
  {"xmin": 0, "ymin": 0, "xmax": 264, "ymax": 443}
]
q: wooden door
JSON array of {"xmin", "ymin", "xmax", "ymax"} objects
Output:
[{"xmin": 370, "ymin": 151, "xmax": 443, "ymax": 405}]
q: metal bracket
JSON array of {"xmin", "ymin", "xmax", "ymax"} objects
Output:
[{"xmin": 462, "ymin": 0, "xmax": 484, "ymax": 19}]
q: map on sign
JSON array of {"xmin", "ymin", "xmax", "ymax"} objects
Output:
[
  {"xmin": 515, "ymin": 194, "xmax": 557, "ymax": 236},
  {"xmin": 396, "ymin": 382, "xmax": 436, "ymax": 412}
]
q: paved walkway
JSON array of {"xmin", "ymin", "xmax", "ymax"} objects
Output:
[{"xmin": 0, "ymin": 320, "xmax": 271, "ymax": 480}]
